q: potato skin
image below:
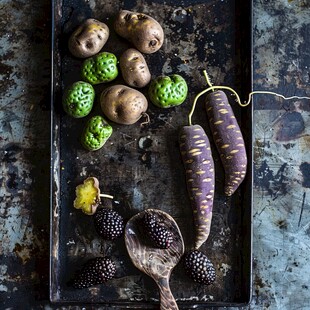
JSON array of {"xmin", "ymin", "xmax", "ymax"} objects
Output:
[
  {"xmin": 100, "ymin": 85, "xmax": 148, "ymax": 125},
  {"xmin": 68, "ymin": 18, "xmax": 109, "ymax": 58},
  {"xmin": 120, "ymin": 48, "xmax": 151, "ymax": 88},
  {"xmin": 114, "ymin": 10, "xmax": 164, "ymax": 54}
]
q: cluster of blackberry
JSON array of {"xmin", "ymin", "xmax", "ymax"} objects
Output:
[
  {"xmin": 184, "ymin": 250, "xmax": 216, "ymax": 285},
  {"xmin": 72, "ymin": 207, "xmax": 124, "ymax": 289},
  {"xmin": 72, "ymin": 207, "xmax": 216, "ymax": 289},
  {"xmin": 72, "ymin": 257, "xmax": 116, "ymax": 289},
  {"xmin": 142, "ymin": 212, "xmax": 174, "ymax": 249}
]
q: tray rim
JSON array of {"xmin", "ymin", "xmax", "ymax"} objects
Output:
[{"xmin": 49, "ymin": 0, "xmax": 254, "ymax": 306}]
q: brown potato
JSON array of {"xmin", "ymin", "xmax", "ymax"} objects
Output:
[
  {"xmin": 120, "ymin": 48, "xmax": 151, "ymax": 88},
  {"xmin": 68, "ymin": 18, "xmax": 109, "ymax": 58},
  {"xmin": 114, "ymin": 10, "xmax": 164, "ymax": 54},
  {"xmin": 100, "ymin": 85, "xmax": 148, "ymax": 125}
]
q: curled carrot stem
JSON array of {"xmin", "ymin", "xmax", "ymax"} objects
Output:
[
  {"xmin": 188, "ymin": 69, "xmax": 310, "ymax": 126},
  {"xmin": 244, "ymin": 91, "xmax": 310, "ymax": 107}
]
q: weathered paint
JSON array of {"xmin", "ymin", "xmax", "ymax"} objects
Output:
[{"xmin": 252, "ymin": 1, "xmax": 310, "ymax": 309}]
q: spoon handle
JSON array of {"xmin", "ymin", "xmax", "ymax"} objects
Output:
[{"xmin": 157, "ymin": 277, "xmax": 179, "ymax": 310}]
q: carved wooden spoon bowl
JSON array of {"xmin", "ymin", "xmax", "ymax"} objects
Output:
[{"xmin": 125, "ymin": 209, "xmax": 185, "ymax": 310}]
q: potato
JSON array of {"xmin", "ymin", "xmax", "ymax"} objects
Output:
[
  {"xmin": 120, "ymin": 48, "xmax": 151, "ymax": 88},
  {"xmin": 68, "ymin": 18, "xmax": 109, "ymax": 58},
  {"xmin": 100, "ymin": 85, "xmax": 148, "ymax": 125},
  {"xmin": 114, "ymin": 10, "xmax": 164, "ymax": 54}
]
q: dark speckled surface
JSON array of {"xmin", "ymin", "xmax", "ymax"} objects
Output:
[
  {"xmin": 1, "ymin": 0, "xmax": 310, "ymax": 309},
  {"xmin": 51, "ymin": 0, "xmax": 252, "ymax": 307}
]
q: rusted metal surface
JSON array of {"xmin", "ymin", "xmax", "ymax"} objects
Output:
[
  {"xmin": 0, "ymin": 0, "xmax": 51, "ymax": 306},
  {"xmin": 0, "ymin": 0, "xmax": 309, "ymax": 309},
  {"xmin": 252, "ymin": 1, "xmax": 310, "ymax": 309}
]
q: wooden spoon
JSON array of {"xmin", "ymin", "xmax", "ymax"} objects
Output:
[{"xmin": 125, "ymin": 209, "xmax": 184, "ymax": 310}]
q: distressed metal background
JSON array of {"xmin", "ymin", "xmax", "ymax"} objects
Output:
[
  {"xmin": 252, "ymin": 1, "xmax": 310, "ymax": 309},
  {"xmin": 0, "ymin": 0, "xmax": 309, "ymax": 309}
]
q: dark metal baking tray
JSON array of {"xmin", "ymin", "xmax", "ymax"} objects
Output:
[{"xmin": 50, "ymin": 0, "xmax": 253, "ymax": 307}]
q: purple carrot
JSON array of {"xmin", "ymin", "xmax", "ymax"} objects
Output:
[
  {"xmin": 205, "ymin": 90, "xmax": 247, "ymax": 196},
  {"xmin": 179, "ymin": 124, "xmax": 215, "ymax": 250}
]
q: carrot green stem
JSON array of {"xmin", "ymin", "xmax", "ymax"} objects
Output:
[{"xmin": 188, "ymin": 69, "xmax": 310, "ymax": 126}]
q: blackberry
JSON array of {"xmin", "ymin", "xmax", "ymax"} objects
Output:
[
  {"xmin": 94, "ymin": 208, "xmax": 124, "ymax": 240},
  {"xmin": 143, "ymin": 212, "xmax": 174, "ymax": 249},
  {"xmin": 72, "ymin": 257, "xmax": 116, "ymax": 289},
  {"xmin": 184, "ymin": 250, "xmax": 216, "ymax": 285}
]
